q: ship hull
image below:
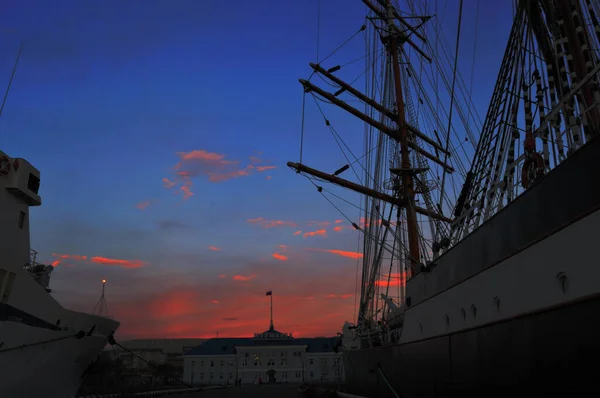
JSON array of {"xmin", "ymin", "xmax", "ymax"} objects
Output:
[
  {"xmin": 344, "ymin": 207, "xmax": 600, "ymax": 397},
  {"xmin": 0, "ymin": 312, "xmax": 119, "ymax": 398},
  {"xmin": 344, "ymin": 292, "xmax": 600, "ymax": 397}
]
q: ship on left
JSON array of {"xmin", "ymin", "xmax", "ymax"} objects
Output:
[{"xmin": 0, "ymin": 150, "xmax": 120, "ymax": 398}]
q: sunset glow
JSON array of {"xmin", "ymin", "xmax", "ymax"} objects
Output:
[{"xmin": 8, "ymin": 0, "xmax": 501, "ymax": 342}]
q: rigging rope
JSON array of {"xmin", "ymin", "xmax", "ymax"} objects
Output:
[
  {"xmin": 0, "ymin": 330, "xmax": 87, "ymax": 354},
  {"xmin": 316, "ymin": 0, "xmax": 321, "ymax": 63},
  {"xmin": 299, "ymin": 91, "xmax": 307, "ymax": 164},
  {"xmin": 438, "ymin": 0, "xmax": 464, "ymax": 211}
]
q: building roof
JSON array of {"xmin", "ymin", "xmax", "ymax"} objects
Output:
[{"xmin": 184, "ymin": 336, "xmax": 342, "ymax": 356}]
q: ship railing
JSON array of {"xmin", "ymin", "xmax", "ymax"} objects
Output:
[
  {"xmin": 23, "ymin": 249, "xmax": 53, "ymax": 292},
  {"xmin": 29, "ymin": 249, "xmax": 38, "ymax": 267}
]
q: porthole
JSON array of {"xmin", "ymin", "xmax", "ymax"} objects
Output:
[
  {"xmin": 493, "ymin": 296, "xmax": 500, "ymax": 312},
  {"xmin": 461, "ymin": 308, "xmax": 466, "ymax": 320},
  {"xmin": 556, "ymin": 272, "xmax": 568, "ymax": 293},
  {"xmin": 445, "ymin": 314, "xmax": 450, "ymax": 327},
  {"xmin": 471, "ymin": 304, "xmax": 477, "ymax": 318}
]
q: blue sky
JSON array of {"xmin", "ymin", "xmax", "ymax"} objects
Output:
[{"xmin": 1, "ymin": 0, "xmax": 515, "ymax": 339}]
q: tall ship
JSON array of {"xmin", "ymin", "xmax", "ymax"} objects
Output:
[
  {"xmin": 288, "ymin": 0, "xmax": 600, "ymax": 396},
  {"xmin": 0, "ymin": 148, "xmax": 120, "ymax": 397}
]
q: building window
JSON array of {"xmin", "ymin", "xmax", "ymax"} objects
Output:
[
  {"xmin": 210, "ymin": 361, "xmax": 214, "ymax": 367},
  {"xmin": 309, "ymin": 371, "xmax": 314, "ymax": 378},
  {"xmin": 220, "ymin": 373, "xmax": 224, "ymax": 379},
  {"xmin": 220, "ymin": 360, "xmax": 224, "ymax": 367},
  {"xmin": 229, "ymin": 362, "xmax": 234, "ymax": 366},
  {"xmin": 18, "ymin": 211, "xmax": 26, "ymax": 229},
  {"xmin": 209, "ymin": 373, "xmax": 214, "ymax": 380},
  {"xmin": 200, "ymin": 373, "xmax": 204, "ymax": 379},
  {"xmin": 242, "ymin": 359, "xmax": 248, "ymax": 367},
  {"xmin": 282, "ymin": 371, "xmax": 288, "ymax": 378},
  {"xmin": 280, "ymin": 358, "xmax": 287, "ymax": 366},
  {"xmin": 309, "ymin": 359, "xmax": 313, "ymax": 365},
  {"xmin": 229, "ymin": 372, "xmax": 233, "ymax": 379},
  {"xmin": 323, "ymin": 370, "xmax": 328, "ymax": 376},
  {"xmin": 200, "ymin": 361, "xmax": 204, "ymax": 367},
  {"xmin": 295, "ymin": 371, "xmax": 301, "ymax": 378},
  {"xmin": 321, "ymin": 358, "xmax": 327, "ymax": 366},
  {"xmin": 281, "ymin": 351, "xmax": 286, "ymax": 357},
  {"xmin": 267, "ymin": 358, "xmax": 275, "ymax": 366}
]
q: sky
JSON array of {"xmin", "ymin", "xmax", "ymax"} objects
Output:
[{"xmin": 0, "ymin": 0, "xmax": 515, "ymax": 340}]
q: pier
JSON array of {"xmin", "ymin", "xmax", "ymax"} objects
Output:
[{"xmin": 74, "ymin": 384, "xmax": 364, "ymax": 398}]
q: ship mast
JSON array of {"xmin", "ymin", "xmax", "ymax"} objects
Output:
[
  {"xmin": 288, "ymin": 0, "xmax": 447, "ymax": 272},
  {"xmin": 288, "ymin": 0, "xmax": 473, "ymax": 332},
  {"xmin": 384, "ymin": 0, "xmax": 420, "ymax": 276}
]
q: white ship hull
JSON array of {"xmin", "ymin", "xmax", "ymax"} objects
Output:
[{"xmin": 0, "ymin": 310, "xmax": 119, "ymax": 398}]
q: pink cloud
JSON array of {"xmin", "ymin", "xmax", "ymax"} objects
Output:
[
  {"xmin": 162, "ymin": 150, "xmax": 277, "ymax": 200},
  {"xmin": 136, "ymin": 200, "xmax": 151, "ymax": 210},
  {"xmin": 233, "ymin": 274, "xmax": 256, "ymax": 281},
  {"xmin": 303, "ymin": 229, "xmax": 327, "ymax": 238},
  {"xmin": 272, "ymin": 253, "xmax": 288, "ymax": 261}
]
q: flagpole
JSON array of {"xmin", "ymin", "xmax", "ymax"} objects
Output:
[{"xmin": 270, "ymin": 292, "xmax": 273, "ymax": 330}]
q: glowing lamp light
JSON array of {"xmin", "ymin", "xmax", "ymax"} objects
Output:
[{"xmin": 102, "ymin": 279, "xmax": 106, "ymax": 284}]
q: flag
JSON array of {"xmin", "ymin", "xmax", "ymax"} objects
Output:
[{"xmin": 266, "ymin": 290, "xmax": 272, "ymax": 296}]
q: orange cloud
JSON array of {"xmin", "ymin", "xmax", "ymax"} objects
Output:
[
  {"xmin": 246, "ymin": 217, "xmax": 297, "ymax": 228},
  {"xmin": 375, "ymin": 272, "xmax": 407, "ymax": 287},
  {"xmin": 162, "ymin": 150, "xmax": 277, "ymax": 200},
  {"xmin": 303, "ymin": 229, "xmax": 327, "ymax": 238},
  {"xmin": 293, "ymin": 230, "xmax": 302, "ymax": 236},
  {"xmin": 334, "ymin": 220, "xmax": 344, "ymax": 224},
  {"xmin": 272, "ymin": 253, "xmax": 288, "ymax": 261},
  {"xmin": 90, "ymin": 257, "xmax": 147, "ymax": 269},
  {"xmin": 358, "ymin": 217, "xmax": 398, "ymax": 228},
  {"xmin": 233, "ymin": 274, "xmax": 256, "ymax": 281},
  {"xmin": 272, "ymin": 244, "xmax": 289, "ymax": 261},
  {"xmin": 50, "ymin": 253, "xmax": 88, "ymax": 267},
  {"xmin": 211, "ymin": 300, "xmax": 220, "ymax": 304},
  {"xmin": 324, "ymin": 293, "xmax": 353, "ymax": 299},
  {"xmin": 218, "ymin": 274, "xmax": 227, "ymax": 278},
  {"xmin": 333, "ymin": 225, "xmax": 355, "ymax": 232},
  {"xmin": 136, "ymin": 200, "xmax": 151, "ymax": 210},
  {"xmin": 314, "ymin": 249, "xmax": 363, "ymax": 259},
  {"xmin": 256, "ymin": 165, "xmax": 276, "ymax": 172},
  {"xmin": 49, "ymin": 253, "xmax": 147, "ymax": 269},
  {"xmin": 208, "ymin": 246, "xmax": 221, "ymax": 251},
  {"xmin": 266, "ymin": 176, "xmax": 272, "ymax": 180}
]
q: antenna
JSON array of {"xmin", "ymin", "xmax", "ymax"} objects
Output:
[
  {"xmin": 0, "ymin": 43, "xmax": 24, "ymax": 120},
  {"xmin": 92, "ymin": 279, "xmax": 109, "ymax": 317}
]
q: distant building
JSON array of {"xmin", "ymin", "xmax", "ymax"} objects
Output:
[
  {"xmin": 183, "ymin": 326, "xmax": 344, "ymax": 386},
  {"xmin": 112, "ymin": 338, "xmax": 206, "ymax": 372}
]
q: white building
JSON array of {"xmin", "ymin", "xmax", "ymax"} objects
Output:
[{"xmin": 183, "ymin": 326, "xmax": 344, "ymax": 386}]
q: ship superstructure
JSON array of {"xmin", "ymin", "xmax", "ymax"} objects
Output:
[{"xmin": 0, "ymin": 150, "xmax": 120, "ymax": 398}]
